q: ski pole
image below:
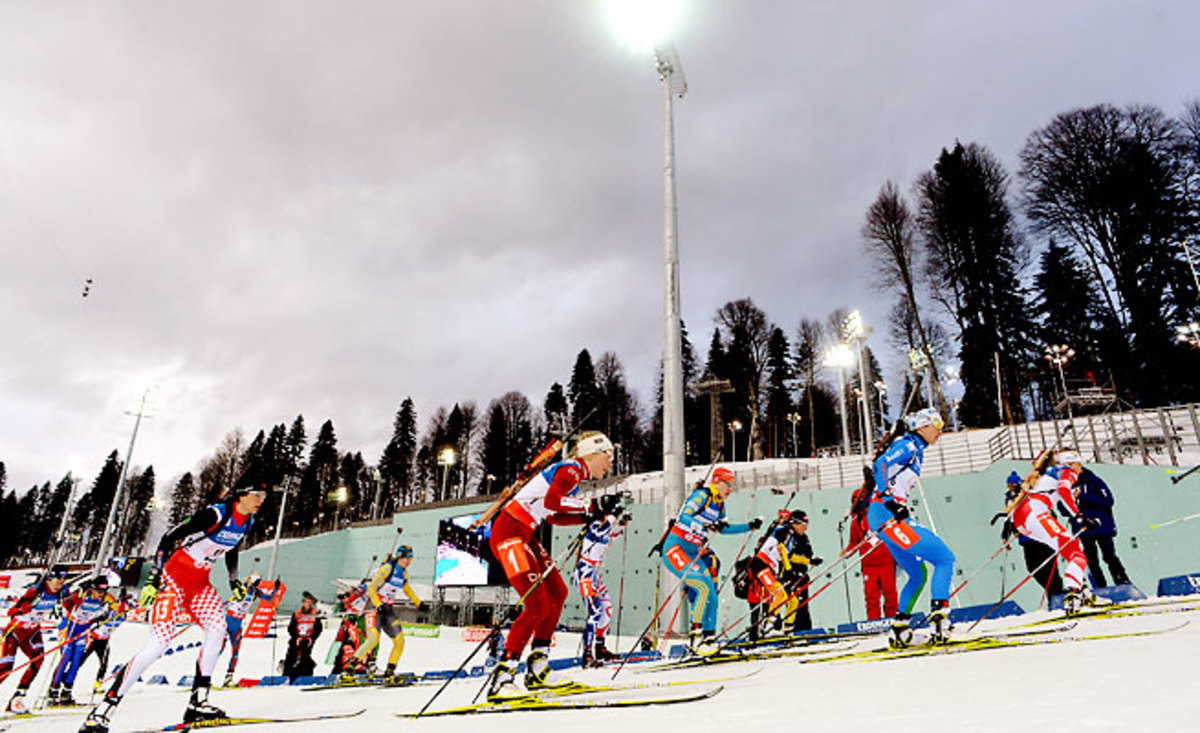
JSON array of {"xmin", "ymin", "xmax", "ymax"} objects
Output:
[
  {"xmin": 1, "ymin": 605, "xmax": 135, "ymax": 686},
  {"xmin": 1169, "ymin": 464, "xmax": 1200, "ymax": 485},
  {"xmin": 614, "ymin": 520, "xmax": 629, "ymax": 643},
  {"xmin": 964, "ymin": 524, "xmax": 1090, "ymax": 634},
  {"xmin": 1150, "ymin": 510, "xmax": 1200, "ymax": 529},
  {"xmin": 610, "ymin": 547, "xmax": 706, "ymax": 680},
  {"xmin": 414, "ymin": 531, "xmax": 586, "ymax": 718},
  {"xmin": 716, "ymin": 531, "xmax": 872, "ymax": 646},
  {"xmin": 946, "ymin": 537, "xmax": 1014, "ymax": 601}
]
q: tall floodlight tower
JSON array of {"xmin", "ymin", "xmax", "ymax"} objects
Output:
[{"xmin": 607, "ymin": 0, "xmax": 688, "ymax": 640}]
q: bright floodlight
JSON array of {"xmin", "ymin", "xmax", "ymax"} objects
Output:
[
  {"xmin": 606, "ymin": 0, "xmax": 682, "ymax": 50},
  {"xmin": 824, "ymin": 343, "xmax": 855, "ymax": 369}
]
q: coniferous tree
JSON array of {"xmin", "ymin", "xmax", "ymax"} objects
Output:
[
  {"xmin": 75, "ymin": 451, "xmax": 123, "ymax": 558},
  {"xmin": 120, "ymin": 466, "xmax": 156, "ymax": 555},
  {"xmin": 595, "ymin": 352, "xmax": 642, "ymax": 475},
  {"xmin": 1032, "ymin": 239, "xmax": 1115, "ymax": 389},
  {"xmin": 568, "ymin": 350, "xmax": 601, "ymax": 430},
  {"xmin": 918, "ymin": 141, "xmax": 1034, "ymax": 426},
  {"xmin": 763, "ymin": 327, "xmax": 795, "ymax": 457},
  {"xmin": 379, "ymin": 398, "xmax": 418, "ymax": 509},
  {"xmin": 543, "ymin": 383, "xmax": 569, "ymax": 445},
  {"xmin": 169, "ymin": 472, "xmax": 198, "ymax": 526},
  {"xmin": 716, "ymin": 298, "xmax": 773, "ymax": 460},
  {"xmin": 1020, "ymin": 104, "xmax": 1197, "ymax": 403},
  {"xmin": 480, "ymin": 402, "xmax": 509, "ymax": 493},
  {"xmin": 793, "ymin": 319, "xmax": 823, "ymax": 455},
  {"xmin": 296, "ymin": 420, "xmax": 339, "ymax": 531}
]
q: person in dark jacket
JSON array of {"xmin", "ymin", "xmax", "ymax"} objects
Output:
[
  {"xmin": 777, "ymin": 511, "xmax": 822, "ymax": 633},
  {"xmin": 283, "ymin": 592, "xmax": 323, "ymax": 681},
  {"xmin": 1071, "ymin": 468, "xmax": 1130, "ymax": 587},
  {"xmin": 1002, "ymin": 472, "xmax": 1063, "ymax": 597}
]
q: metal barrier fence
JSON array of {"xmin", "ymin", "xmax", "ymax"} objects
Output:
[{"xmin": 582, "ymin": 403, "xmax": 1200, "ymax": 503}]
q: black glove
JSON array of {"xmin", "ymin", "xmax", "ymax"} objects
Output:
[
  {"xmin": 1079, "ymin": 515, "xmax": 1101, "ymax": 528},
  {"xmin": 883, "ymin": 500, "xmax": 910, "ymax": 522},
  {"xmin": 1001, "ymin": 519, "xmax": 1016, "ymax": 541},
  {"xmin": 708, "ymin": 519, "xmax": 729, "ymax": 533},
  {"xmin": 748, "ymin": 517, "xmax": 764, "ymax": 531},
  {"xmin": 589, "ymin": 493, "xmax": 623, "ymax": 520},
  {"xmin": 811, "ymin": 557, "xmax": 824, "ymax": 567}
]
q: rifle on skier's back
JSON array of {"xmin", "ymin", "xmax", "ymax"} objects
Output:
[{"xmin": 470, "ymin": 408, "xmax": 597, "ymax": 531}]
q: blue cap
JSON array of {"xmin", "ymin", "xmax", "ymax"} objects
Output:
[{"xmin": 1006, "ymin": 472, "xmax": 1022, "ymax": 485}]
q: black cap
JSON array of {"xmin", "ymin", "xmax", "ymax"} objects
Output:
[
  {"xmin": 788, "ymin": 510, "xmax": 809, "ymax": 524},
  {"xmin": 302, "ymin": 591, "xmax": 317, "ymax": 602}
]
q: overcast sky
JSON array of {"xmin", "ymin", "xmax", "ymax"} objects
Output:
[{"xmin": 3, "ymin": 1, "xmax": 1199, "ymax": 495}]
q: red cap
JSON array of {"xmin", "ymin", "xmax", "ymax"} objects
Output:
[{"xmin": 712, "ymin": 467, "xmax": 736, "ymax": 485}]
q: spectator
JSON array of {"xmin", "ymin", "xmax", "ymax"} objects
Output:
[
  {"xmin": 283, "ymin": 592, "xmax": 323, "ymax": 681},
  {"xmin": 1002, "ymin": 472, "xmax": 1063, "ymax": 598},
  {"xmin": 1071, "ymin": 467, "xmax": 1131, "ymax": 587},
  {"xmin": 845, "ymin": 485, "xmax": 898, "ymax": 620}
]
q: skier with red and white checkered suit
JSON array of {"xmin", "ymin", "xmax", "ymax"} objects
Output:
[{"xmin": 79, "ymin": 483, "xmax": 268, "ymax": 733}]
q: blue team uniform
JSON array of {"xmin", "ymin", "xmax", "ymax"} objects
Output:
[
  {"xmin": 661, "ymin": 486, "xmax": 752, "ymax": 634},
  {"xmin": 868, "ymin": 433, "xmax": 956, "ymax": 615}
]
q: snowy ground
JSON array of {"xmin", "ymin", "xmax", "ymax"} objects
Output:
[{"xmin": 5, "ymin": 598, "xmax": 1200, "ymax": 733}]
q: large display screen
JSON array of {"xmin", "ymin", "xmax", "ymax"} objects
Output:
[{"xmin": 434, "ymin": 514, "xmax": 493, "ymax": 587}]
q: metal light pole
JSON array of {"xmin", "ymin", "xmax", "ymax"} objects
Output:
[
  {"xmin": 94, "ymin": 387, "xmax": 154, "ymax": 572},
  {"xmin": 727, "ymin": 420, "xmax": 742, "ymax": 463},
  {"xmin": 786, "ymin": 412, "xmax": 802, "ymax": 457},
  {"xmin": 267, "ymin": 474, "xmax": 294, "ymax": 580},
  {"xmin": 844, "ymin": 311, "xmax": 874, "ymax": 443},
  {"xmin": 607, "ymin": 0, "xmax": 687, "ymax": 642},
  {"xmin": 655, "ymin": 42, "xmax": 688, "ymax": 534},
  {"xmin": 1044, "ymin": 344, "xmax": 1076, "ymax": 426},
  {"xmin": 825, "ymin": 345, "xmax": 855, "ymax": 457},
  {"xmin": 438, "ymin": 447, "xmax": 457, "ymax": 501}
]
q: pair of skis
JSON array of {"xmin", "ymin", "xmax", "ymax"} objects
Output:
[{"xmin": 402, "ymin": 675, "xmax": 732, "ymax": 718}]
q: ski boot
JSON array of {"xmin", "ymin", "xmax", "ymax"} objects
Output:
[
  {"xmin": 183, "ymin": 683, "xmax": 227, "ymax": 723},
  {"xmin": 222, "ymin": 671, "xmax": 236, "ymax": 688},
  {"xmin": 688, "ymin": 630, "xmax": 719, "ymax": 657},
  {"xmin": 580, "ymin": 646, "xmax": 597, "ymax": 668},
  {"xmin": 1063, "ymin": 588, "xmax": 1083, "ymax": 616},
  {"xmin": 929, "ymin": 600, "xmax": 951, "ymax": 645},
  {"xmin": 889, "ymin": 612, "xmax": 914, "ymax": 649},
  {"xmin": 594, "ymin": 640, "xmax": 619, "ymax": 664},
  {"xmin": 60, "ymin": 688, "xmax": 78, "ymax": 707},
  {"xmin": 6, "ymin": 690, "xmax": 29, "ymax": 715},
  {"xmin": 47, "ymin": 685, "xmax": 64, "ymax": 707},
  {"xmin": 79, "ymin": 697, "xmax": 119, "ymax": 733},
  {"xmin": 486, "ymin": 660, "xmax": 524, "ymax": 702},
  {"xmin": 524, "ymin": 648, "xmax": 572, "ymax": 691}
]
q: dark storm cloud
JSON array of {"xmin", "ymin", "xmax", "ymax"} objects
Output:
[{"xmin": 2, "ymin": 1, "xmax": 1198, "ymax": 491}]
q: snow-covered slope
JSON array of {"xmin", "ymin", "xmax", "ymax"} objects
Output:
[{"xmin": 5, "ymin": 599, "xmax": 1198, "ymax": 732}]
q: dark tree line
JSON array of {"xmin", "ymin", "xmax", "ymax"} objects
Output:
[{"xmin": 865, "ymin": 101, "xmax": 1200, "ymax": 426}]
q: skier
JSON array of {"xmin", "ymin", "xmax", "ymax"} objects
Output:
[
  {"xmin": 776, "ymin": 510, "xmax": 821, "ymax": 633},
  {"xmin": 846, "ymin": 486, "xmax": 897, "ymax": 620},
  {"xmin": 1011, "ymin": 450, "xmax": 1104, "ymax": 614},
  {"xmin": 347, "ymin": 547, "xmax": 421, "ymax": 680},
  {"xmin": 486, "ymin": 431, "xmax": 621, "ymax": 701},
  {"xmin": 81, "ymin": 588, "xmax": 130, "ymax": 692},
  {"xmin": 331, "ymin": 612, "xmax": 365, "ymax": 676},
  {"xmin": 220, "ymin": 573, "xmax": 278, "ymax": 686},
  {"xmin": 49, "ymin": 576, "xmax": 119, "ymax": 706},
  {"xmin": 1, "ymin": 564, "xmax": 71, "ymax": 714},
  {"xmin": 746, "ymin": 511, "xmax": 805, "ymax": 640},
  {"xmin": 869, "ymin": 408, "xmax": 957, "ymax": 646},
  {"xmin": 283, "ymin": 592, "xmax": 323, "ymax": 682},
  {"xmin": 79, "ymin": 482, "xmax": 268, "ymax": 733},
  {"xmin": 1001, "ymin": 472, "xmax": 1063, "ymax": 598},
  {"xmin": 661, "ymin": 466, "xmax": 763, "ymax": 655},
  {"xmin": 574, "ymin": 505, "xmax": 629, "ymax": 666}
]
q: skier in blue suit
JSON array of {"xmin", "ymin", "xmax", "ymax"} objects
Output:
[{"xmin": 868, "ymin": 408, "xmax": 956, "ymax": 646}]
